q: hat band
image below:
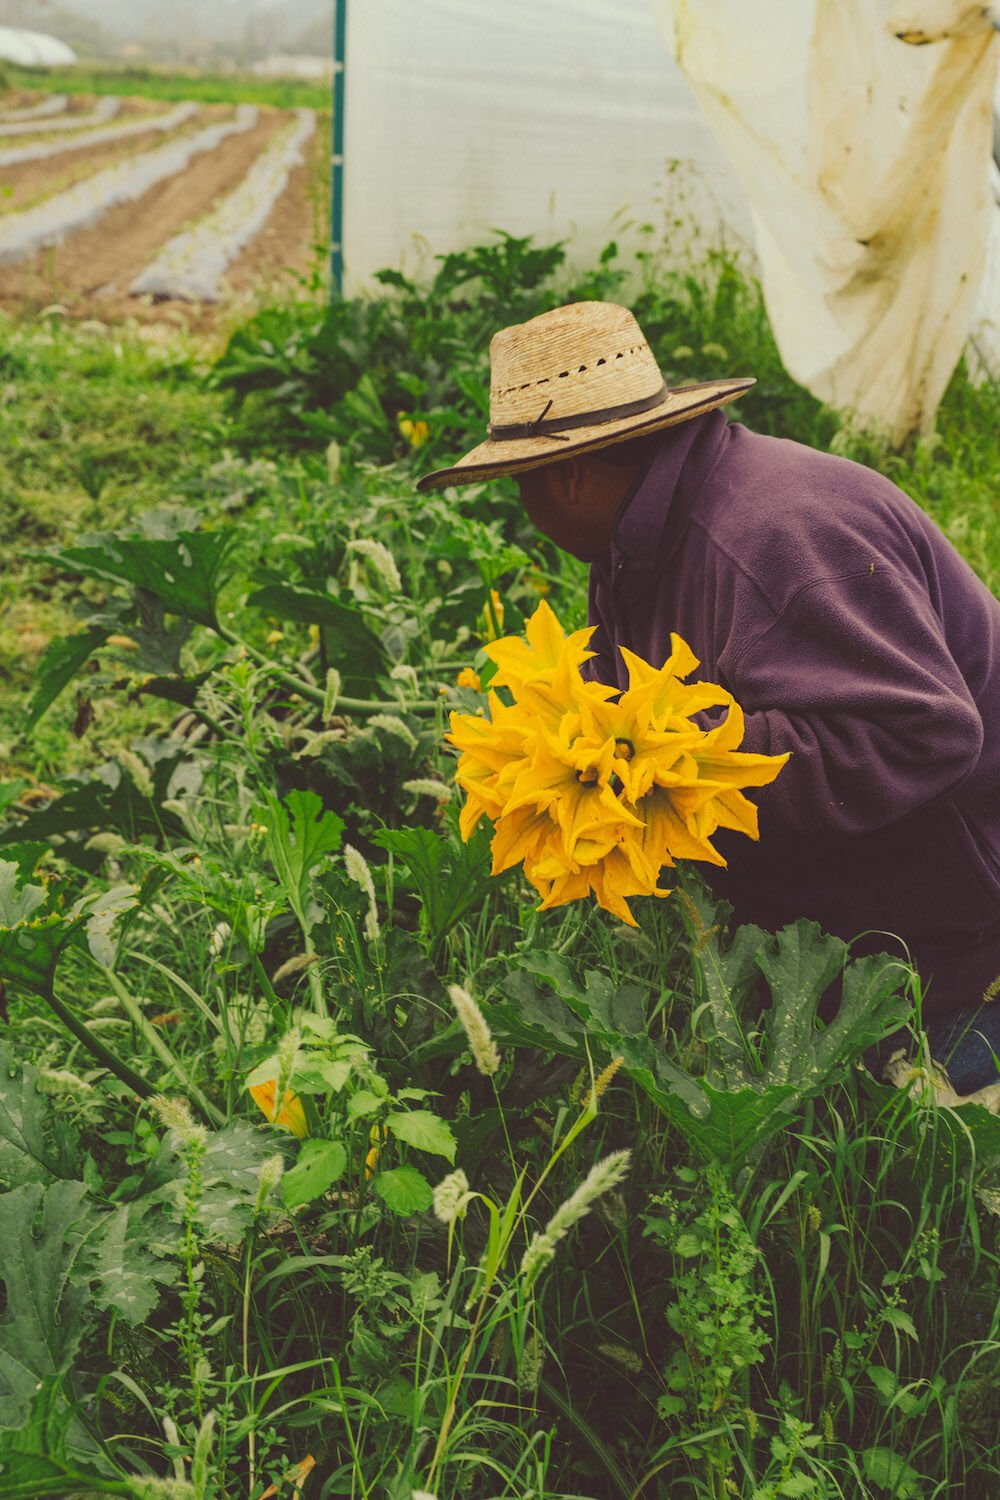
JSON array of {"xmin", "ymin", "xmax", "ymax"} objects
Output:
[{"xmin": 488, "ymin": 381, "xmax": 669, "ymax": 442}]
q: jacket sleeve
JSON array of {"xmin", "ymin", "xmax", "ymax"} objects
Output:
[{"xmin": 727, "ymin": 564, "xmax": 984, "ymax": 836}]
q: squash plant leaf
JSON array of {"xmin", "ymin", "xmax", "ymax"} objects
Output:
[
  {"xmin": 256, "ymin": 789, "xmax": 344, "ymax": 929},
  {"xmin": 25, "ymin": 627, "xmax": 111, "ymax": 734},
  {"xmin": 0, "ymin": 1376, "xmax": 132, "ymax": 1499},
  {"xmin": 247, "ymin": 583, "xmax": 388, "ymax": 686},
  {"xmin": 0, "ymin": 1043, "xmax": 62, "ymax": 1190},
  {"xmin": 0, "ymin": 1180, "xmax": 98, "ymax": 1431},
  {"xmin": 373, "ymin": 823, "xmax": 493, "ymax": 958},
  {"xmin": 38, "ymin": 530, "xmax": 232, "ymax": 630},
  {"xmin": 92, "ymin": 1203, "xmax": 173, "ymax": 1328}
]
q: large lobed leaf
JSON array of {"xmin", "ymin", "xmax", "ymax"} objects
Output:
[
  {"xmin": 38, "ymin": 529, "xmax": 232, "ymax": 630},
  {"xmin": 0, "ymin": 1181, "xmax": 98, "ymax": 1431}
]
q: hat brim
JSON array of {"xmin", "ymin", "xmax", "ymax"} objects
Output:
[{"xmin": 416, "ymin": 377, "xmax": 755, "ymax": 492}]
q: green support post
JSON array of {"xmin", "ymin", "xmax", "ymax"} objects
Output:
[{"xmin": 331, "ymin": 0, "xmax": 347, "ymax": 296}]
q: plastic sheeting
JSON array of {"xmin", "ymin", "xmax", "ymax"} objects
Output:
[
  {"xmin": 0, "ymin": 105, "xmax": 258, "ymax": 266},
  {"xmin": 342, "ymin": 0, "xmax": 753, "ymax": 295},
  {"xmin": 0, "ymin": 101, "xmax": 196, "ymax": 169},
  {"xmin": 0, "ymin": 94, "xmax": 119, "ymax": 138},
  {"xmin": 131, "ymin": 109, "xmax": 316, "ymax": 302},
  {"xmin": 0, "ymin": 28, "xmax": 76, "ymax": 67},
  {"xmin": 650, "ymin": 1, "xmax": 1000, "ymax": 439}
]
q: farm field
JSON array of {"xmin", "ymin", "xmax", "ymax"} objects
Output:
[
  {"xmin": 2, "ymin": 85, "xmax": 1000, "ymax": 1499},
  {"xmin": 0, "ymin": 82, "xmax": 327, "ymax": 325}
]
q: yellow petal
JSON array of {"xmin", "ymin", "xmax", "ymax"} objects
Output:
[{"xmin": 249, "ymin": 1079, "xmax": 309, "ymax": 1138}]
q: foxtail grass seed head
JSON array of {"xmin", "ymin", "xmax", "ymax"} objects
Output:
[
  {"xmin": 520, "ymin": 1230, "xmax": 557, "ymax": 1289},
  {"xmin": 322, "ymin": 666, "xmax": 342, "ymax": 720},
  {"xmin": 272, "ymin": 952, "xmax": 319, "ymax": 986},
  {"xmin": 517, "ymin": 1330, "xmax": 545, "ymax": 1392},
  {"xmin": 344, "ymin": 844, "xmax": 381, "ymax": 941},
  {"xmin": 325, "ymin": 439, "xmax": 341, "ymax": 482},
  {"xmin": 367, "ymin": 712, "xmax": 418, "ymax": 748},
  {"xmin": 598, "ymin": 1341, "xmax": 644, "ymax": 1373},
  {"xmin": 447, "ymin": 983, "xmax": 501, "ymax": 1077},
  {"xmin": 208, "ymin": 920, "xmax": 232, "ymax": 958},
  {"xmin": 590, "ymin": 1055, "xmax": 624, "ymax": 1106},
  {"xmin": 402, "ymin": 778, "xmax": 453, "ymax": 803},
  {"xmin": 150, "ymin": 1095, "xmax": 206, "ymax": 1148},
  {"xmin": 348, "ymin": 538, "xmax": 403, "ymax": 593},
  {"xmin": 254, "ymin": 1153, "xmax": 285, "ymax": 1215},
  {"xmin": 117, "ymin": 747, "xmax": 154, "ymax": 798},
  {"xmin": 547, "ymin": 1149, "xmax": 632, "ymax": 1242},
  {"xmin": 433, "ymin": 1168, "xmax": 471, "ymax": 1224}
]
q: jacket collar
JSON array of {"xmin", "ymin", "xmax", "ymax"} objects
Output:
[{"xmin": 610, "ymin": 409, "xmax": 729, "ymax": 574}]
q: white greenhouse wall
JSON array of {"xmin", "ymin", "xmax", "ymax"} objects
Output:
[{"xmin": 341, "ymin": 0, "xmax": 754, "ymax": 294}]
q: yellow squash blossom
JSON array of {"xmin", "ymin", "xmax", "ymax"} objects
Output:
[
  {"xmin": 447, "ymin": 600, "xmax": 789, "ymax": 926},
  {"xmin": 248, "ymin": 1078, "xmax": 308, "ymax": 1139}
]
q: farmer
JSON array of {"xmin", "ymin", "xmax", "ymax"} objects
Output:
[{"xmin": 417, "ymin": 300, "xmax": 1000, "ymax": 1097}]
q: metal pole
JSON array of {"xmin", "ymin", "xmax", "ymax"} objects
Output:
[{"xmin": 331, "ymin": 0, "xmax": 346, "ymax": 297}]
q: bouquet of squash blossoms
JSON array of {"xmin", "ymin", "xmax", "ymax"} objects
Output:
[{"xmin": 448, "ymin": 599, "xmax": 789, "ymax": 926}]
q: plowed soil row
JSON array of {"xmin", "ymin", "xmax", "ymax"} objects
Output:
[
  {"xmin": 0, "ymin": 106, "xmax": 323, "ymax": 323},
  {"xmin": 0, "ymin": 103, "xmax": 216, "ymax": 215},
  {"xmin": 222, "ymin": 120, "xmax": 327, "ymax": 305}
]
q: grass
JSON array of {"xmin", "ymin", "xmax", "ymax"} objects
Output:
[
  {"xmin": 0, "ymin": 238, "xmax": 998, "ymax": 1497},
  {"xmin": 5, "ymin": 61, "xmax": 331, "ymax": 111}
]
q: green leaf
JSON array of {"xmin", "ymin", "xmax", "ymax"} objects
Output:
[
  {"xmin": 373, "ymin": 1165, "xmax": 432, "ymax": 1216},
  {"xmin": 72, "ymin": 883, "xmax": 140, "ymax": 968},
  {"xmin": 373, "ymin": 823, "xmax": 493, "ymax": 956},
  {"xmin": 25, "ymin": 627, "xmax": 110, "ymax": 733},
  {"xmin": 386, "ymin": 1109, "xmax": 456, "ymax": 1162},
  {"xmin": 282, "ymin": 1139, "xmax": 348, "ymax": 1209},
  {"xmin": 883, "ymin": 1306, "xmax": 918, "ymax": 1341},
  {"xmin": 38, "ymin": 530, "xmax": 232, "ymax": 629},
  {"xmin": 346, "ymin": 1089, "xmax": 385, "ymax": 1121},
  {"xmin": 0, "ymin": 759, "xmax": 188, "ymax": 863},
  {"xmin": 0, "ymin": 863, "xmax": 46, "ymax": 927},
  {"xmin": 860, "ymin": 1445, "xmax": 924, "ymax": 1497},
  {"xmin": 0, "ymin": 1181, "xmax": 98, "ymax": 1430},
  {"xmin": 92, "ymin": 1203, "xmax": 172, "ymax": 1327},
  {"xmin": 291, "ymin": 1057, "xmax": 353, "ymax": 1095},
  {"xmin": 0, "ymin": 1377, "xmax": 134, "ymax": 1498},
  {"xmin": 257, "ymin": 789, "xmax": 344, "ymax": 928},
  {"xmin": 247, "ymin": 583, "xmax": 388, "ymax": 686},
  {"xmin": 0, "ymin": 1043, "xmax": 61, "ymax": 1188}
]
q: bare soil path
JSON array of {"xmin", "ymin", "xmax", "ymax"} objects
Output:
[
  {"xmin": 0, "ymin": 102, "xmax": 214, "ymax": 215},
  {"xmin": 0, "ymin": 108, "xmax": 293, "ymax": 320}
]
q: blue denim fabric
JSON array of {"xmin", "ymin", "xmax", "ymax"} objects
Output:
[{"xmin": 876, "ymin": 1002, "xmax": 1000, "ymax": 1096}]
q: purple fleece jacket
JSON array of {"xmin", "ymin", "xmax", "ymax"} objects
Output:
[{"xmin": 586, "ymin": 410, "xmax": 1000, "ymax": 1015}]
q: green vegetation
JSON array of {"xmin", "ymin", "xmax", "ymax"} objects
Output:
[
  {"xmin": 6, "ymin": 62, "xmax": 330, "ymax": 111},
  {"xmin": 0, "ymin": 235, "xmax": 998, "ymax": 1498}
]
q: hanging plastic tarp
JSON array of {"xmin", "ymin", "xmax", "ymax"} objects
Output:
[
  {"xmin": 0, "ymin": 28, "xmax": 77, "ymax": 67},
  {"xmin": 650, "ymin": 1, "xmax": 1000, "ymax": 440},
  {"xmin": 341, "ymin": 0, "xmax": 753, "ymax": 295}
]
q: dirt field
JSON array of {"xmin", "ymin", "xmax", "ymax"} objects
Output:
[{"xmin": 0, "ymin": 94, "xmax": 328, "ymax": 326}]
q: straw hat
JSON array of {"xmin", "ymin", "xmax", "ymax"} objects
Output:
[{"xmin": 416, "ymin": 300, "xmax": 754, "ymax": 492}]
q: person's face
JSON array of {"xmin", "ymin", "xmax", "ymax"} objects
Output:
[{"xmin": 516, "ymin": 454, "xmax": 635, "ymax": 563}]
